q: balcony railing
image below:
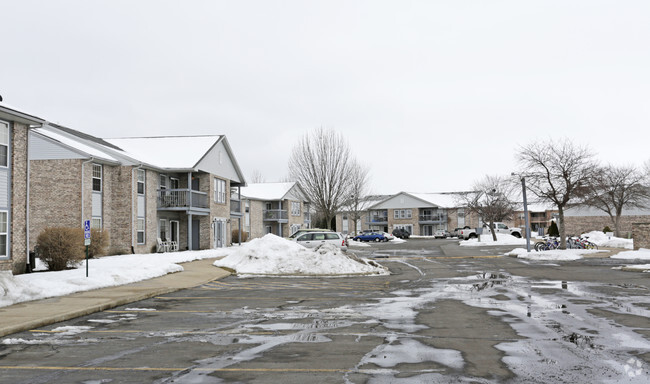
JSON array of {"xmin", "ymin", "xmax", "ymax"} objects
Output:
[
  {"xmin": 369, "ymin": 216, "xmax": 388, "ymax": 223},
  {"xmin": 419, "ymin": 214, "xmax": 446, "ymax": 223},
  {"xmin": 157, "ymin": 189, "xmax": 209, "ymax": 210},
  {"xmin": 230, "ymin": 199, "xmax": 242, "ymax": 215},
  {"xmin": 264, "ymin": 209, "xmax": 288, "ymax": 221}
]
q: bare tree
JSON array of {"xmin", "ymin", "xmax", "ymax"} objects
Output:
[
  {"xmin": 458, "ymin": 175, "xmax": 518, "ymax": 241},
  {"xmin": 288, "ymin": 128, "xmax": 365, "ymax": 230},
  {"xmin": 341, "ymin": 163, "xmax": 370, "ymax": 236},
  {"xmin": 516, "ymin": 139, "xmax": 598, "ymax": 249},
  {"xmin": 249, "ymin": 169, "xmax": 265, "ymax": 184},
  {"xmin": 584, "ymin": 164, "xmax": 650, "ymax": 236}
]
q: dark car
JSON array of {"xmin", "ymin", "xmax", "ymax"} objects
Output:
[
  {"xmin": 392, "ymin": 228, "xmax": 410, "ymax": 239},
  {"xmin": 353, "ymin": 232, "xmax": 387, "ymax": 242}
]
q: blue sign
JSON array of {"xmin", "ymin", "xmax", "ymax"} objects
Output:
[{"xmin": 84, "ymin": 220, "xmax": 91, "ymax": 240}]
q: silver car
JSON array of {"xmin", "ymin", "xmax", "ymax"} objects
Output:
[{"xmin": 293, "ymin": 231, "xmax": 348, "ymax": 251}]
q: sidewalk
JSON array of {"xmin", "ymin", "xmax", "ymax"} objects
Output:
[{"xmin": 0, "ymin": 258, "xmax": 231, "ymax": 338}]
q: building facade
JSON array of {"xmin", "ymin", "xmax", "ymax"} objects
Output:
[
  {"xmin": 241, "ymin": 182, "xmax": 311, "ymax": 239},
  {"xmin": 0, "ymin": 104, "xmax": 45, "ymax": 274},
  {"xmin": 29, "ymin": 125, "xmax": 246, "ymax": 256}
]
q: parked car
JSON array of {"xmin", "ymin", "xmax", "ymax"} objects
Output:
[
  {"xmin": 288, "ymin": 228, "xmax": 333, "ymax": 239},
  {"xmin": 353, "ymin": 232, "xmax": 387, "ymax": 242},
  {"xmin": 382, "ymin": 232, "xmax": 395, "ymax": 241},
  {"xmin": 434, "ymin": 230, "xmax": 451, "ymax": 239},
  {"xmin": 392, "ymin": 228, "xmax": 410, "ymax": 239},
  {"xmin": 458, "ymin": 223, "xmax": 522, "ymax": 240},
  {"xmin": 292, "ymin": 231, "xmax": 348, "ymax": 251}
]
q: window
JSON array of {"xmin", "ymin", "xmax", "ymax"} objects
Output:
[
  {"xmin": 159, "ymin": 174, "xmax": 167, "ymax": 190},
  {"xmin": 291, "ymin": 202, "xmax": 301, "ymax": 216},
  {"xmin": 394, "ymin": 209, "xmax": 412, "ymax": 219},
  {"xmin": 91, "ymin": 218, "xmax": 102, "ymax": 229},
  {"xmin": 290, "ymin": 224, "xmax": 301, "ymax": 235},
  {"xmin": 92, "ymin": 164, "xmax": 102, "ymax": 192},
  {"xmin": 137, "ymin": 218, "xmax": 145, "ymax": 244},
  {"xmin": 160, "ymin": 219, "xmax": 168, "ymax": 241},
  {"xmin": 214, "ymin": 178, "xmax": 226, "ymax": 203},
  {"xmin": 137, "ymin": 169, "xmax": 145, "ymax": 195},
  {"xmin": 0, "ymin": 121, "xmax": 8, "ymax": 167},
  {"xmin": 0, "ymin": 211, "xmax": 7, "ymax": 256}
]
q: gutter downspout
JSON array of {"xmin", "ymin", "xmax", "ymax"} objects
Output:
[{"xmin": 26, "ymin": 126, "xmax": 40, "ymax": 271}]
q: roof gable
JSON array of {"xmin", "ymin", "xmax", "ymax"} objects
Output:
[{"xmin": 242, "ymin": 182, "xmax": 305, "ymax": 201}]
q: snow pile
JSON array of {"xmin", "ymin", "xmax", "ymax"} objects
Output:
[
  {"xmin": 621, "ymin": 264, "xmax": 650, "ymax": 272},
  {"xmin": 507, "ymin": 248, "xmax": 603, "ymax": 261},
  {"xmin": 611, "ymin": 249, "xmax": 650, "ymax": 260},
  {"xmin": 213, "ymin": 234, "xmax": 388, "ymax": 276},
  {"xmin": 459, "ymin": 233, "xmax": 526, "ymax": 247},
  {"xmin": 0, "ymin": 249, "xmax": 227, "ymax": 308},
  {"xmin": 580, "ymin": 231, "xmax": 633, "ymax": 249}
]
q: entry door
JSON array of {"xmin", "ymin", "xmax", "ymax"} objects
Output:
[
  {"xmin": 191, "ymin": 219, "xmax": 200, "ymax": 250},
  {"xmin": 170, "ymin": 221, "xmax": 179, "ymax": 243},
  {"xmin": 214, "ymin": 219, "xmax": 226, "ymax": 248}
]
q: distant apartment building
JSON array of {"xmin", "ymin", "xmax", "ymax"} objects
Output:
[{"xmin": 240, "ymin": 182, "xmax": 311, "ymax": 239}]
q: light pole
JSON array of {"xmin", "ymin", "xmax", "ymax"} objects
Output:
[{"xmin": 512, "ymin": 173, "xmax": 531, "ymax": 252}]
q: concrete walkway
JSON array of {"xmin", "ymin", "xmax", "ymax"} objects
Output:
[{"xmin": 0, "ymin": 258, "xmax": 231, "ymax": 338}]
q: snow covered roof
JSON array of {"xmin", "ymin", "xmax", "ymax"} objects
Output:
[
  {"xmin": 105, "ymin": 136, "xmax": 222, "ymax": 170},
  {"xmin": 32, "ymin": 127, "xmax": 120, "ymax": 163},
  {"xmin": 0, "ymin": 102, "xmax": 46, "ymax": 125},
  {"xmin": 241, "ymin": 182, "xmax": 300, "ymax": 201},
  {"xmin": 407, "ymin": 192, "xmax": 463, "ymax": 208}
]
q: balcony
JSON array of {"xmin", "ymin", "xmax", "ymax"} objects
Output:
[
  {"xmin": 157, "ymin": 189, "xmax": 209, "ymax": 214},
  {"xmin": 230, "ymin": 199, "xmax": 242, "ymax": 216},
  {"xmin": 419, "ymin": 214, "xmax": 446, "ymax": 223},
  {"xmin": 264, "ymin": 209, "xmax": 288, "ymax": 223}
]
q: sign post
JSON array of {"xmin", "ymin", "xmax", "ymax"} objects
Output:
[{"xmin": 84, "ymin": 220, "xmax": 91, "ymax": 277}]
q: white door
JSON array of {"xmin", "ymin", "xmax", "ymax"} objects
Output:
[{"xmin": 213, "ymin": 218, "xmax": 226, "ymax": 248}]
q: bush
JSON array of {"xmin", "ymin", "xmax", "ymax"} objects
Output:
[
  {"xmin": 547, "ymin": 221, "xmax": 559, "ymax": 237},
  {"xmin": 231, "ymin": 229, "xmax": 249, "ymax": 243},
  {"xmin": 88, "ymin": 229, "xmax": 109, "ymax": 258},
  {"xmin": 36, "ymin": 227, "xmax": 85, "ymax": 271},
  {"xmin": 603, "ymin": 226, "xmax": 612, "ymax": 233}
]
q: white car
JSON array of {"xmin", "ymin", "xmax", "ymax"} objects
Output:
[
  {"xmin": 382, "ymin": 232, "xmax": 395, "ymax": 241},
  {"xmin": 293, "ymin": 231, "xmax": 348, "ymax": 251}
]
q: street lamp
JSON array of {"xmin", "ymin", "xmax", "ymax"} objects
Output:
[{"xmin": 512, "ymin": 172, "xmax": 531, "ymax": 252}]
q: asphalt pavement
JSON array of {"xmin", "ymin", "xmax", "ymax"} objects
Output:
[{"xmin": 0, "ymin": 258, "xmax": 231, "ymax": 338}]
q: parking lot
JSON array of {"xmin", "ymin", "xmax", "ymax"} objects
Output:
[{"xmin": 0, "ymin": 239, "xmax": 648, "ymax": 383}]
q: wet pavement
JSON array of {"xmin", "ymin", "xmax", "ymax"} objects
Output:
[{"xmin": 0, "ymin": 239, "xmax": 648, "ymax": 383}]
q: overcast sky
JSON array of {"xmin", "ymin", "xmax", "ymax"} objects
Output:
[{"xmin": 3, "ymin": 1, "xmax": 649, "ymax": 194}]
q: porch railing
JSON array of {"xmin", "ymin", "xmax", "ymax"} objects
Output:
[
  {"xmin": 263, "ymin": 209, "xmax": 288, "ymax": 221},
  {"xmin": 230, "ymin": 199, "xmax": 242, "ymax": 215},
  {"xmin": 418, "ymin": 214, "xmax": 446, "ymax": 223},
  {"xmin": 157, "ymin": 189, "xmax": 209, "ymax": 210}
]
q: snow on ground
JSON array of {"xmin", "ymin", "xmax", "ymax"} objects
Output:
[
  {"xmin": 580, "ymin": 231, "xmax": 634, "ymax": 249},
  {"xmin": 213, "ymin": 234, "xmax": 388, "ymax": 276},
  {"xmin": 0, "ymin": 249, "xmax": 228, "ymax": 308},
  {"xmin": 611, "ymin": 248, "xmax": 650, "ymax": 260},
  {"xmin": 507, "ymin": 248, "xmax": 603, "ymax": 261},
  {"xmin": 621, "ymin": 264, "xmax": 650, "ymax": 272},
  {"xmin": 459, "ymin": 233, "xmax": 527, "ymax": 247}
]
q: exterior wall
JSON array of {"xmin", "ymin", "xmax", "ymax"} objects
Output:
[
  {"xmin": 4, "ymin": 124, "xmax": 29, "ymax": 274},
  {"xmin": 29, "ymin": 159, "xmax": 84, "ymax": 251},
  {"xmin": 247, "ymin": 200, "xmax": 265, "ymax": 239},
  {"xmin": 632, "ymin": 222, "xmax": 650, "ymax": 250},
  {"xmin": 564, "ymin": 215, "xmax": 642, "ymax": 238},
  {"xmin": 208, "ymin": 174, "xmax": 231, "ymax": 248},
  {"xmin": 284, "ymin": 199, "xmax": 305, "ymax": 236},
  {"xmin": 105, "ymin": 166, "xmax": 135, "ymax": 255},
  {"xmin": 388, "ymin": 208, "xmax": 420, "ymax": 235}
]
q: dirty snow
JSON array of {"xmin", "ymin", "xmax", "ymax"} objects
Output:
[
  {"xmin": 611, "ymin": 249, "xmax": 650, "ymax": 260},
  {"xmin": 459, "ymin": 233, "xmax": 527, "ymax": 247},
  {"xmin": 213, "ymin": 234, "xmax": 388, "ymax": 276},
  {"xmin": 508, "ymin": 248, "xmax": 605, "ymax": 261}
]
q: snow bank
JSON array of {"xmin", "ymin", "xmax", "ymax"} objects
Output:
[
  {"xmin": 611, "ymin": 248, "xmax": 650, "ymax": 260},
  {"xmin": 0, "ymin": 249, "xmax": 227, "ymax": 308},
  {"xmin": 620, "ymin": 264, "xmax": 650, "ymax": 272},
  {"xmin": 580, "ymin": 231, "xmax": 633, "ymax": 249},
  {"xmin": 459, "ymin": 233, "xmax": 526, "ymax": 247},
  {"xmin": 507, "ymin": 248, "xmax": 604, "ymax": 261},
  {"xmin": 213, "ymin": 234, "xmax": 388, "ymax": 276}
]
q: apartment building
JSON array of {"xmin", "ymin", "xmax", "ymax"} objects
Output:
[{"xmin": 241, "ymin": 182, "xmax": 311, "ymax": 239}]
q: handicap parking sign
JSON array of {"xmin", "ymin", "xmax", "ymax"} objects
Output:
[{"xmin": 84, "ymin": 220, "xmax": 91, "ymax": 241}]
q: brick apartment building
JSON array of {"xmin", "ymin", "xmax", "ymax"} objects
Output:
[
  {"xmin": 29, "ymin": 124, "xmax": 246, "ymax": 257},
  {"xmin": 240, "ymin": 182, "xmax": 311, "ymax": 239}
]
